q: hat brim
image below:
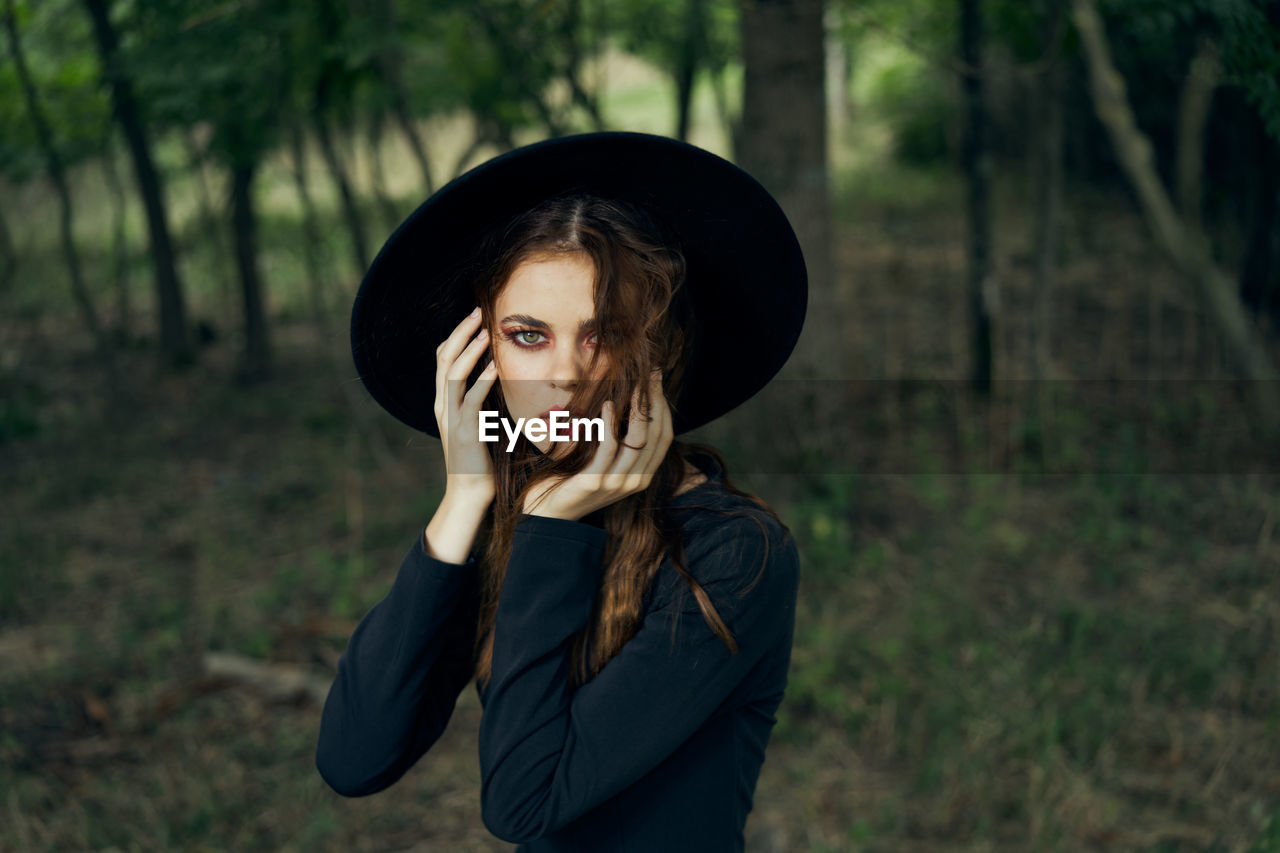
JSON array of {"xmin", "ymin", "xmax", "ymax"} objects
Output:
[{"xmin": 350, "ymin": 131, "xmax": 807, "ymax": 438}]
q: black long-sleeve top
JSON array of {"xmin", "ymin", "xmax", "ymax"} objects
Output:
[{"xmin": 315, "ymin": 452, "xmax": 800, "ymax": 851}]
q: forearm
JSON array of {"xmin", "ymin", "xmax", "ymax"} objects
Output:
[
  {"xmin": 425, "ymin": 487, "xmax": 491, "ymax": 564},
  {"xmin": 316, "ymin": 530, "xmax": 480, "ymax": 797}
]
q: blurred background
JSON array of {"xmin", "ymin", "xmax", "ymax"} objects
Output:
[{"xmin": 2, "ymin": 0, "xmax": 1279, "ymax": 850}]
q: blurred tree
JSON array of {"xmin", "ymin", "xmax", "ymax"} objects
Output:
[
  {"xmin": 0, "ymin": 204, "xmax": 14, "ymax": 290},
  {"xmin": 366, "ymin": 0, "xmax": 437, "ymax": 195},
  {"xmin": 181, "ymin": 129, "xmax": 238, "ymax": 335},
  {"xmin": 3, "ymin": 0, "xmax": 107, "ymax": 355},
  {"xmin": 309, "ymin": 0, "xmax": 373, "ymax": 274},
  {"xmin": 1031, "ymin": 0, "xmax": 1066, "ymax": 384},
  {"xmin": 1216, "ymin": 0, "xmax": 1280, "ymax": 324},
  {"xmin": 738, "ymin": 0, "xmax": 836, "ymax": 376},
  {"xmin": 1175, "ymin": 37, "xmax": 1219, "ymax": 233},
  {"xmin": 1216, "ymin": 0, "xmax": 1280, "ymax": 142},
  {"xmin": 1072, "ymin": 0, "xmax": 1279, "ymax": 428},
  {"xmin": 126, "ymin": 1, "xmax": 298, "ymax": 382},
  {"xmin": 81, "ymin": 0, "xmax": 193, "ymax": 365},
  {"xmin": 1088, "ymin": 0, "xmax": 1279, "ymax": 327},
  {"xmin": 287, "ymin": 119, "xmax": 336, "ymax": 332},
  {"xmin": 461, "ymin": 0, "xmax": 590, "ymax": 142},
  {"xmin": 100, "ymin": 131, "xmax": 132, "ymax": 342},
  {"xmin": 605, "ymin": 0, "xmax": 739, "ymax": 141},
  {"xmin": 959, "ymin": 0, "xmax": 995, "ymax": 394}
]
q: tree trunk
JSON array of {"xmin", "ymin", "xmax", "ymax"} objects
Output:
[
  {"xmin": 313, "ymin": 108, "xmax": 370, "ymax": 276},
  {"xmin": 289, "ymin": 121, "xmax": 334, "ymax": 334},
  {"xmin": 1071, "ymin": 0, "xmax": 1280, "ymax": 428},
  {"xmin": 710, "ymin": 63, "xmax": 737, "ymax": 158},
  {"xmin": 1031, "ymin": 0, "xmax": 1064, "ymax": 383},
  {"xmin": 391, "ymin": 105, "xmax": 435, "ymax": 196},
  {"xmin": 230, "ymin": 160, "xmax": 270, "ymax": 382},
  {"xmin": 290, "ymin": 122, "xmax": 409, "ymax": 488},
  {"xmin": 1175, "ymin": 38, "xmax": 1220, "ymax": 233},
  {"xmin": 372, "ymin": 0, "xmax": 436, "ymax": 196},
  {"xmin": 673, "ymin": 0, "xmax": 706, "ymax": 142},
  {"xmin": 0, "ymin": 187, "xmax": 17, "ymax": 290},
  {"xmin": 184, "ymin": 132, "xmax": 237, "ymax": 331},
  {"xmin": 826, "ymin": 7, "xmax": 851, "ymax": 145},
  {"xmin": 469, "ymin": 1, "xmax": 566, "ymax": 139},
  {"xmin": 561, "ymin": 0, "xmax": 605, "ymax": 131},
  {"xmin": 1239, "ymin": 121, "xmax": 1279, "ymax": 329},
  {"xmin": 738, "ymin": 0, "xmax": 835, "ymax": 376},
  {"xmin": 365, "ymin": 113, "xmax": 401, "ymax": 230},
  {"xmin": 960, "ymin": 0, "xmax": 995, "ymax": 394},
  {"xmin": 101, "ymin": 132, "xmax": 132, "ymax": 341},
  {"xmin": 5, "ymin": 0, "xmax": 108, "ymax": 356},
  {"xmin": 81, "ymin": 0, "xmax": 191, "ymax": 364}
]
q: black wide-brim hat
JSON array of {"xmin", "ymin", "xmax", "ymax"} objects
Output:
[{"xmin": 350, "ymin": 131, "xmax": 807, "ymax": 437}]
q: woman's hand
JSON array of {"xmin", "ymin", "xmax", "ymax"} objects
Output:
[
  {"xmin": 522, "ymin": 372, "xmax": 674, "ymax": 522},
  {"xmin": 434, "ymin": 306, "xmax": 500, "ymax": 507}
]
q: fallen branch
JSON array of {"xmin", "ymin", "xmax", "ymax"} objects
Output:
[
  {"xmin": 1071, "ymin": 0, "xmax": 1280, "ymax": 429},
  {"xmin": 203, "ymin": 651, "xmax": 331, "ymax": 706}
]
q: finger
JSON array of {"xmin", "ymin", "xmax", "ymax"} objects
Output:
[
  {"xmin": 446, "ymin": 327, "xmax": 491, "ymax": 407},
  {"xmin": 610, "ymin": 383, "xmax": 653, "ymax": 476},
  {"xmin": 435, "ymin": 307, "xmax": 483, "ymax": 407},
  {"xmin": 460, "ymin": 358, "xmax": 499, "ymax": 416},
  {"xmin": 628, "ymin": 374, "xmax": 671, "ymax": 479},
  {"xmin": 585, "ymin": 400, "xmax": 620, "ymax": 474},
  {"xmin": 436, "ymin": 306, "xmax": 484, "ymax": 365}
]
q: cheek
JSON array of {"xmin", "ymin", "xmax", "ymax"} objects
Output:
[
  {"xmin": 494, "ymin": 346, "xmax": 547, "ymax": 382},
  {"xmin": 495, "ymin": 353, "xmax": 542, "ymax": 411}
]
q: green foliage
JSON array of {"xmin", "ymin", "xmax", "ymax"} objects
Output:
[
  {"xmin": 1097, "ymin": 0, "xmax": 1280, "ymax": 141},
  {"xmin": 604, "ymin": 0, "xmax": 738, "ymax": 78},
  {"xmin": 832, "ymin": 0, "xmax": 955, "ymax": 57},
  {"xmin": 120, "ymin": 0, "xmax": 295, "ymax": 167},
  {"xmin": 1217, "ymin": 0, "xmax": 1280, "ymax": 141},
  {"xmin": 1250, "ymin": 804, "xmax": 1280, "ymax": 853},
  {"xmin": 0, "ymin": 0, "xmax": 112, "ymax": 182},
  {"xmin": 865, "ymin": 55, "xmax": 955, "ymax": 166}
]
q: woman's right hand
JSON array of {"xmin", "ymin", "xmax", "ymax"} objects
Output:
[{"xmin": 434, "ymin": 306, "xmax": 499, "ymax": 506}]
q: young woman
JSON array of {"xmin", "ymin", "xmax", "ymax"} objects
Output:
[{"xmin": 317, "ymin": 133, "xmax": 808, "ymax": 852}]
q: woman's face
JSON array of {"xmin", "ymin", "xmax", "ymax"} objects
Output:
[{"xmin": 491, "ymin": 252, "xmax": 609, "ymax": 454}]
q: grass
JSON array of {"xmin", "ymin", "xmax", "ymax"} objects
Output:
[{"xmin": 3, "ymin": 45, "xmax": 1280, "ymax": 853}]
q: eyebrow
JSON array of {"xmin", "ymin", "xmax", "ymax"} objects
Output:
[{"xmin": 499, "ymin": 314, "xmax": 599, "ymax": 333}]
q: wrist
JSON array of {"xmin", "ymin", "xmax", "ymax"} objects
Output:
[
  {"xmin": 522, "ymin": 497, "xmax": 589, "ymax": 522},
  {"xmin": 425, "ymin": 488, "xmax": 491, "ymax": 564},
  {"xmin": 444, "ymin": 479, "xmax": 495, "ymax": 509}
]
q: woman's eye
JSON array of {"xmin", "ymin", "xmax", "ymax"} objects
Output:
[{"xmin": 509, "ymin": 330, "xmax": 545, "ymax": 346}]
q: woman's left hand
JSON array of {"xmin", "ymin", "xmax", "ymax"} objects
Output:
[{"xmin": 522, "ymin": 372, "xmax": 674, "ymax": 522}]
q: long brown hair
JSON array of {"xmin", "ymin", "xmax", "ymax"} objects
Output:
[{"xmin": 469, "ymin": 193, "xmax": 786, "ymax": 690}]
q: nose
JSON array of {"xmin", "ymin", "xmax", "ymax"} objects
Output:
[{"xmin": 548, "ymin": 339, "xmax": 591, "ymax": 389}]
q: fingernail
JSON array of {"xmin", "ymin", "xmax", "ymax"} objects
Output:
[{"xmin": 470, "ymin": 306, "xmax": 481, "ymax": 318}]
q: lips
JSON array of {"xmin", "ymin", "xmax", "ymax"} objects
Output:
[{"xmin": 536, "ymin": 404, "xmax": 583, "ymax": 422}]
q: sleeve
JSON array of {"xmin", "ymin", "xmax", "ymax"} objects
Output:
[
  {"xmin": 477, "ymin": 512, "xmax": 799, "ymax": 844},
  {"xmin": 315, "ymin": 528, "xmax": 481, "ymax": 797}
]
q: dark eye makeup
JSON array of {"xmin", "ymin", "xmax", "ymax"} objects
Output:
[{"xmin": 502, "ymin": 328, "xmax": 600, "ymax": 350}]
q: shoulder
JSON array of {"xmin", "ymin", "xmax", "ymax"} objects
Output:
[{"xmin": 652, "ymin": 491, "xmax": 799, "ymax": 618}]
